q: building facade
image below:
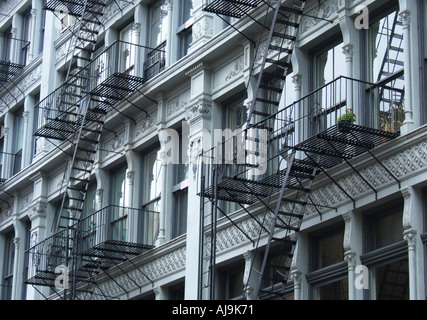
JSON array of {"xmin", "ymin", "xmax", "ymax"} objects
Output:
[{"xmin": 0, "ymin": 0, "xmax": 426, "ymax": 300}]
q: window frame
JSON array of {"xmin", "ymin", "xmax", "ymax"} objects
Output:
[
  {"xmin": 306, "ymin": 222, "xmax": 348, "ymax": 300},
  {"xmin": 2, "ymin": 231, "xmax": 15, "ymax": 300},
  {"xmin": 360, "ymin": 198, "xmax": 409, "ymax": 300}
]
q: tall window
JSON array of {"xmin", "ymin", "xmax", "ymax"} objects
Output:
[
  {"xmin": 177, "ymin": 0, "xmax": 193, "ymax": 59},
  {"xmin": 307, "ymin": 224, "xmax": 348, "ymax": 300},
  {"xmin": 2, "ymin": 231, "xmax": 15, "ymax": 300},
  {"xmin": 0, "ymin": 125, "xmax": 4, "ymax": 181},
  {"xmin": 81, "ymin": 183, "xmax": 97, "ymax": 251},
  {"xmin": 218, "ymin": 261, "xmax": 244, "ymax": 300},
  {"xmin": 111, "ymin": 166, "xmax": 128, "ymax": 242},
  {"xmin": 1, "ymin": 28, "xmax": 13, "ymax": 62},
  {"xmin": 150, "ymin": 1, "xmax": 167, "ymax": 49},
  {"xmin": 21, "ymin": 10, "xmax": 31, "ymax": 65},
  {"xmin": 311, "ymin": 39, "xmax": 347, "ymax": 133},
  {"xmin": 145, "ymin": 1, "xmax": 167, "ymax": 79},
  {"xmin": 142, "ymin": 148, "xmax": 162, "ymax": 245},
  {"xmin": 12, "ymin": 108, "xmax": 24, "ymax": 176},
  {"xmin": 119, "ymin": 23, "xmax": 137, "ymax": 75},
  {"xmin": 365, "ymin": 5, "xmax": 404, "ymax": 133},
  {"xmin": 361, "ymin": 199, "xmax": 409, "ymax": 300},
  {"xmin": 172, "ymin": 133, "xmax": 188, "ymax": 238}
]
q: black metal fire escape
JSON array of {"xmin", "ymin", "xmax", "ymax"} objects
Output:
[
  {"xmin": 25, "ymin": 0, "xmax": 155, "ymax": 300},
  {"xmin": 199, "ymin": 0, "xmax": 401, "ymax": 301}
]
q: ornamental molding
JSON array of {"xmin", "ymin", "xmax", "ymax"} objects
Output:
[
  {"xmin": 167, "ymin": 90, "xmax": 190, "ymax": 117},
  {"xmin": 86, "ymin": 244, "xmax": 186, "ymax": 300},
  {"xmin": 206, "ymin": 132, "xmax": 427, "ymax": 257},
  {"xmin": 300, "ymin": 0, "xmax": 339, "ymax": 34},
  {"xmin": 135, "ymin": 112, "xmax": 157, "ymax": 137}
]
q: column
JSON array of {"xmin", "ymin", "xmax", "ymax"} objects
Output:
[
  {"xmin": 242, "ymin": 250, "xmax": 257, "ymax": 300},
  {"xmin": 28, "ymin": 8, "xmax": 37, "ymax": 62},
  {"xmin": 343, "ymin": 210, "xmax": 363, "ymax": 300},
  {"xmin": 290, "ymin": 270, "xmax": 302, "ymax": 300},
  {"xmin": 156, "ymin": 128, "xmax": 169, "ymax": 246},
  {"xmin": 11, "ymin": 216, "xmax": 26, "ymax": 300},
  {"xmin": 401, "ymin": 186, "xmax": 424, "ymax": 299},
  {"xmin": 165, "ymin": 0, "xmax": 173, "ymax": 67},
  {"xmin": 183, "ymin": 62, "xmax": 212, "ymax": 299},
  {"xmin": 404, "ymin": 229, "xmax": 417, "ymax": 300},
  {"xmin": 398, "ymin": 9, "xmax": 414, "ymax": 134}
]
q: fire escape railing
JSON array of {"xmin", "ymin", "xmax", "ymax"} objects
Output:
[
  {"xmin": 199, "ymin": 75, "xmax": 403, "ymax": 299},
  {"xmin": 34, "ymin": 40, "xmax": 165, "ymax": 138},
  {"xmin": 26, "ymin": 204, "xmax": 157, "ymax": 298}
]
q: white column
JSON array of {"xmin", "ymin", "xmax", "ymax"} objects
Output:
[
  {"xmin": 401, "ymin": 186, "xmax": 424, "ymax": 299},
  {"xmin": 290, "ymin": 270, "xmax": 302, "ymax": 300},
  {"xmin": 28, "ymin": 8, "xmax": 37, "ymax": 62},
  {"xmin": 399, "ymin": 9, "xmax": 414, "ymax": 134},
  {"xmin": 404, "ymin": 229, "xmax": 417, "ymax": 300},
  {"xmin": 11, "ymin": 216, "xmax": 26, "ymax": 300},
  {"xmin": 165, "ymin": 0, "xmax": 173, "ymax": 67}
]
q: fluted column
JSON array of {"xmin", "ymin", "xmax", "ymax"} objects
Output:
[{"xmin": 399, "ymin": 9, "xmax": 414, "ymax": 134}]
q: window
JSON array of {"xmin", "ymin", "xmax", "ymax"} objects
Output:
[
  {"xmin": 311, "ymin": 39, "xmax": 347, "ymax": 133},
  {"xmin": 2, "ymin": 231, "xmax": 15, "ymax": 300},
  {"xmin": 364, "ymin": 4, "xmax": 404, "ymax": 133},
  {"xmin": 144, "ymin": 1, "xmax": 167, "ymax": 79},
  {"xmin": 39, "ymin": 0, "xmax": 47, "ymax": 54},
  {"xmin": 177, "ymin": 0, "xmax": 193, "ymax": 59},
  {"xmin": 307, "ymin": 223, "xmax": 348, "ymax": 300},
  {"xmin": 21, "ymin": 10, "xmax": 31, "ymax": 65},
  {"xmin": 172, "ymin": 133, "xmax": 188, "ymax": 238},
  {"xmin": 1, "ymin": 28, "xmax": 13, "ymax": 62},
  {"xmin": 149, "ymin": 1, "xmax": 167, "ymax": 49},
  {"xmin": 361, "ymin": 199, "xmax": 409, "ymax": 300},
  {"xmin": 81, "ymin": 183, "xmax": 97, "ymax": 251},
  {"xmin": 0, "ymin": 125, "xmax": 4, "ymax": 181},
  {"xmin": 219, "ymin": 261, "xmax": 244, "ymax": 300},
  {"xmin": 111, "ymin": 166, "xmax": 128, "ymax": 242},
  {"xmin": 12, "ymin": 108, "xmax": 24, "ymax": 176},
  {"xmin": 141, "ymin": 148, "xmax": 162, "ymax": 245},
  {"xmin": 119, "ymin": 23, "xmax": 137, "ymax": 75}
]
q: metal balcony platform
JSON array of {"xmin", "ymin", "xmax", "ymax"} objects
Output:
[
  {"xmin": 294, "ymin": 122, "xmax": 400, "ymax": 169},
  {"xmin": 0, "ymin": 60, "xmax": 25, "ymax": 83},
  {"xmin": 201, "ymin": 123, "xmax": 400, "ymax": 205},
  {"xmin": 90, "ymin": 73, "xmax": 146, "ymax": 102},
  {"xmin": 203, "ymin": 0, "xmax": 263, "ymax": 18},
  {"xmin": 81, "ymin": 240, "xmax": 154, "ymax": 262},
  {"xmin": 44, "ymin": 0, "xmax": 106, "ymax": 17}
]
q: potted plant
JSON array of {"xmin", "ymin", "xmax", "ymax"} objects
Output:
[{"xmin": 337, "ymin": 109, "xmax": 356, "ymax": 132}]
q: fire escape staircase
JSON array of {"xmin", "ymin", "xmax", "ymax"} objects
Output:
[
  {"xmin": 26, "ymin": 0, "xmax": 153, "ymax": 300},
  {"xmin": 199, "ymin": 0, "xmax": 401, "ymax": 300}
]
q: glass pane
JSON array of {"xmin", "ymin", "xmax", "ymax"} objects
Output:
[
  {"xmin": 14, "ymin": 111, "xmax": 24, "ymax": 151},
  {"xmin": 150, "ymin": 1, "xmax": 167, "ymax": 48},
  {"xmin": 316, "ymin": 278, "xmax": 348, "ymax": 300},
  {"xmin": 182, "ymin": 0, "xmax": 193, "ymax": 24},
  {"xmin": 111, "ymin": 167, "xmax": 128, "ymax": 241},
  {"xmin": 318, "ymin": 231, "xmax": 344, "ymax": 269},
  {"xmin": 375, "ymin": 210, "xmax": 403, "ymax": 249},
  {"xmin": 376, "ymin": 259, "xmax": 409, "ymax": 300},
  {"xmin": 147, "ymin": 149, "xmax": 162, "ymax": 201}
]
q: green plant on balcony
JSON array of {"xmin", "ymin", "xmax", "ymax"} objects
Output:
[{"xmin": 337, "ymin": 109, "xmax": 357, "ymax": 124}]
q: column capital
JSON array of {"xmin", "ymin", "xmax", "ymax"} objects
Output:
[
  {"xmin": 403, "ymin": 229, "xmax": 417, "ymax": 250},
  {"xmin": 399, "ymin": 10, "xmax": 411, "ymax": 29}
]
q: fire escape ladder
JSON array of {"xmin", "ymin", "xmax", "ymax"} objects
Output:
[
  {"xmin": 250, "ymin": 152, "xmax": 319, "ymax": 300},
  {"xmin": 245, "ymin": 0, "xmax": 306, "ymax": 128}
]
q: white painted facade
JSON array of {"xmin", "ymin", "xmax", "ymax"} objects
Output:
[{"xmin": 0, "ymin": 0, "xmax": 426, "ymax": 300}]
